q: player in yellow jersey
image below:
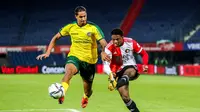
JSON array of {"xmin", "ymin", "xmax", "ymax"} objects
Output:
[{"xmin": 36, "ymin": 6, "xmax": 110, "ymax": 108}]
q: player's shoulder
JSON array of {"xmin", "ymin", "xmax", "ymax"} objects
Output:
[
  {"xmin": 87, "ymin": 21, "xmax": 97, "ymax": 26},
  {"xmin": 123, "ymin": 37, "xmax": 139, "ymax": 43},
  {"xmin": 87, "ymin": 21, "xmax": 101, "ymax": 29},
  {"xmin": 87, "ymin": 21, "xmax": 104, "ymax": 36},
  {"xmin": 106, "ymin": 41, "xmax": 114, "ymax": 49},
  {"xmin": 123, "ymin": 37, "xmax": 134, "ymax": 43}
]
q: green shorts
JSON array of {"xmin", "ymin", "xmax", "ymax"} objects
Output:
[{"xmin": 66, "ymin": 56, "xmax": 95, "ymax": 83}]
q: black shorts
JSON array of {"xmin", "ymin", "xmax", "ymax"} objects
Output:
[
  {"xmin": 66, "ymin": 56, "xmax": 95, "ymax": 83},
  {"xmin": 116, "ymin": 65, "xmax": 140, "ymax": 80}
]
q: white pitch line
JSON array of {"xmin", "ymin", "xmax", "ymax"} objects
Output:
[{"xmin": 0, "ymin": 109, "xmax": 81, "ymax": 112}]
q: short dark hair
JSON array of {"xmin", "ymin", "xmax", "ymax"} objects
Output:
[
  {"xmin": 74, "ymin": 6, "xmax": 86, "ymax": 15},
  {"xmin": 111, "ymin": 28, "xmax": 124, "ymax": 36}
]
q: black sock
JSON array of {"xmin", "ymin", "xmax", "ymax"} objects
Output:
[{"xmin": 125, "ymin": 99, "xmax": 140, "ymax": 112}]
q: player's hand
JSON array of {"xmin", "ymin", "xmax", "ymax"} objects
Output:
[
  {"xmin": 101, "ymin": 52, "xmax": 111, "ymax": 62},
  {"xmin": 108, "ymin": 73, "xmax": 117, "ymax": 91},
  {"xmin": 36, "ymin": 53, "xmax": 50, "ymax": 60},
  {"xmin": 142, "ymin": 65, "xmax": 148, "ymax": 73}
]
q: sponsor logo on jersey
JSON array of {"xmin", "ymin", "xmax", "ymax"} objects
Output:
[{"xmin": 71, "ymin": 33, "xmax": 78, "ymax": 35}]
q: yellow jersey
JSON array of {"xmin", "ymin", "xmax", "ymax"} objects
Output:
[{"xmin": 59, "ymin": 21, "xmax": 104, "ymax": 64}]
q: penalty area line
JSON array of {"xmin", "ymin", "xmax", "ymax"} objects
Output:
[{"xmin": 0, "ymin": 108, "xmax": 81, "ymax": 112}]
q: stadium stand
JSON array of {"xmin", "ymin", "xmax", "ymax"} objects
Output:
[
  {"xmin": 129, "ymin": 0, "xmax": 200, "ymax": 42},
  {"xmin": 7, "ymin": 51, "xmax": 66, "ymax": 66},
  {"xmin": 1, "ymin": 0, "xmax": 200, "ymax": 66}
]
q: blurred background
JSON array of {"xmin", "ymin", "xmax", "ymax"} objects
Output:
[
  {"xmin": 1, "ymin": 0, "xmax": 200, "ymax": 112},
  {"xmin": 0, "ymin": 0, "xmax": 200, "ymax": 76}
]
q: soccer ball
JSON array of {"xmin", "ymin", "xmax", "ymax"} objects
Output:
[{"xmin": 48, "ymin": 83, "xmax": 64, "ymax": 99}]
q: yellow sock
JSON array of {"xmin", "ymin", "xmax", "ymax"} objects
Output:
[
  {"xmin": 83, "ymin": 94, "xmax": 88, "ymax": 99},
  {"xmin": 61, "ymin": 82, "xmax": 69, "ymax": 94}
]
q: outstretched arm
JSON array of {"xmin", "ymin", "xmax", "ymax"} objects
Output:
[
  {"xmin": 139, "ymin": 49, "xmax": 149, "ymax": 65},
  {"xmin": 139, "ymin": 49, "xmax": 149, "ymax": 72},
  {"xmin": 46, "ymin": 33, "xmax": 62, "ymax": 55},
  {"xmin": 133, "ymin": 40, "xmax": 149, "ymax": 72},
  {"xmin": 36, "ymin": 32, "xmax": 62, "ymax": 60},
  {"xmin": 37, "ymin": 23, "xmax": 71, "ymax": 60}
]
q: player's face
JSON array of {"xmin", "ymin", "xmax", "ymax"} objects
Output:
[
  {"xmin": 112, "ymin": 35, "xmax": 123, "ymax": 47},
  {"xmin": 75, "ymin": 11, "xmax": 87, "ymax": 26}
]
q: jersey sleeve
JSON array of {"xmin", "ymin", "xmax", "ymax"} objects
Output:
[
  {"xmin": 133, "ymin": 40, "xmax": 149, "ymax": 64},
  {"xmin": 59, "ymin": 24, "xmax": 72, "ymax": 36},
  {"xmin": 93, "ymin": 25, "xmax": 105, "ymax": 41},
  {"xmin": 133, "ymin": 40, "xmax": 143, "ymax": 53},
  {"xmin": 103, "ymin": 47, "xmax": 112, "ymax": 75}
]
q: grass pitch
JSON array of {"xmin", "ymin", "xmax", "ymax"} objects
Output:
[{"xmin": 0, "ymin": 74, "xmax": 200, "ymax": 112}]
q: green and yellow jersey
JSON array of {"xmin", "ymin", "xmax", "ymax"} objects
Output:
[{"xmin": 59, "ymin": 21, "xmax": 104, "ymax": 64}]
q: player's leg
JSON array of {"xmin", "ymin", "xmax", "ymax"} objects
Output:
[
  {"xmin": 117, "ymin": 84, "xmax": 139, "ymax": 112},
  {"xmin": 123, "ymin": 66, "xmax": 140, "ymax": 81},
  {"xmin": 120, "ymin": 65, "xmax": 140, "ymax": 81},
  {"xmin": 59, "ymin": 56, "xmax": 79, "ymax": 104},
  {"xmin": 116, "ymin": 66, "xmax": 140, "ymax": 112},
  {"xmin": 80, "ymin": 62, "xmax": 95, "ymax": 108},
  {"xmin": 82, "ymin": 79, "xmax": 93, "ymax": 98},
  {"xmin": 81, "ymin": 79, "xmax": 93, "ymax": 108},
  {"xmin": 61, "ymin": 63, "xmax": 78, "ymax": 91}
]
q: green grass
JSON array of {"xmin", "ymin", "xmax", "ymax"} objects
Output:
[{"xmin": 0, "ymin": 74, "xmax": 200, "ymax": 112}]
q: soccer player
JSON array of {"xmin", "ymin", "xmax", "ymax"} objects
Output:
[
  {"xmin": 103, "ymin": 28, "xmax": 149, "ymax": 112},
  {"xmin": 36, "ymin": 6, "xmax": 110, "ymax": 108}
]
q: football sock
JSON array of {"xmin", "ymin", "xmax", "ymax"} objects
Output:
[
  {"xmin": 125, "ymin": 99, "xmax": 140, "ymax": 112},
  {"xmin": 61, "ymin": 82, "xmax": 69, "ymax": 94},
  {"xmin": 83, "ymin": 93, "xmax": 89, "ymax": 99}
]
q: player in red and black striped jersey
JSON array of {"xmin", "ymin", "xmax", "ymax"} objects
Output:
[{"xmin": 103, "ymin": 28, "xmax": 149, "ymax": 112}]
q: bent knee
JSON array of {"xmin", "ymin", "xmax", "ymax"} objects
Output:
[
  {"xmin": 116, "ymin": 75, "xmax": 129, "ymax": 89},
  {"xmin": 65, "ymin": 64, "xmax": 78, "ymax": 74},
  {"xmin": 129, "ymin": 71, "xmax": 137, "ymax": 80},
  {"xmin": 124, "ymin": 68, "xmax": 136, "ymax": 77},
  {"xmin": 125, "ymin": 69, "xmax": 138, "ymax": 81}
]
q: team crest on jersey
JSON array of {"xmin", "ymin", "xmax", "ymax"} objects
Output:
[
  {"xmin": 87, "ymin": 32, "xmax": 92, "ymax": 37},
  {"xmin": 125, "ymin": 49, "xmax": 130, "ymax": 53}
]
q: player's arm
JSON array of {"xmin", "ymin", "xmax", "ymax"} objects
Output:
[
  {"xmin": 46, "ymin": 33, "xmax": 62, "ymax": 55},
  {"xmin": 133, "ymin": 40, "xmax": 149, "ymax": 72},
  {"xmin": 45, "ymin": 23, "xmax": 71, "ymax": 55},
  {"xmin": 93, "ymin": 25, "xmax": 110, "ymax": 62},
  {"xmin": 36, "ymin": 24, "xmax": 70, "ymax": 60},
  {"xmin": 99, "ymin": 39, "xmax": 107, "ymax": 52},
  {"xmin": 36, "ymin": 33, "xmax": 62, "ymax": 60},
  {"xmin": 99, "ymin": 39, "xmax": 111, "ymax": 62}
]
